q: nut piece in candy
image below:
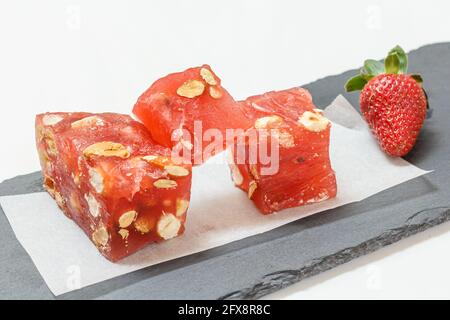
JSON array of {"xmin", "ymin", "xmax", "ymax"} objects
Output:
[
  {"xmin": 176, "ymin": 199, "xmax": 189, "ymax": 217},
  {"xmin": 69, "ymin": 193, "xmax": 81, "ymax": 211},
  {"xmin": 71, "ymin": 116, "xmax": 104, "ymax": 129},
  {"xmin": 254, "ymin": 115, "xmax": 284, "ymax": 129},
  {"xmin": 134, "ymin": 216, "xmax": 155, "ymax": 234},
  {"xmin": 209, "ymin": 86, "xmax": 223, "ymax": 99},
  {"xmin": 118, "ymin": 229, "xmax": 129, "ymax": 240},
  {"xmin": 54, "ymin": 191, "xmax": 65, "ymax": 208},
  {"xmin": 43, "ymin": 175, "xmax": 56, "ymax": 197},
  {"xmin": 157, "ymin": 213, "xmax": 181, "ymax": 240},
  {"xmin": 92, "ymin": 226, "xmax": 109, "ymax": 247},
  {"xmin": 231, "ymin": 165, "xmax": 244, "ymax": 186},
  {"xmin": 83, "ymin": 141, "xmax": 130, "ymax": 159},
  {"xmin": 176, "ymin": 80, "xmax": 205, "ymax": 98},
  {"xmin": 200, "ymin": 67, "xmax": 217, "ymax": 85},
  {"xmin": 42, "ymin": 114, "xmax": 63, "ymax": 126},
  {"xmin": 164, "ymin": 165, "xmax": 190, "ymax": 177},
  {"xmin": 227, "ymin": 152, "xmax": 243, "ymax": 186},
  {"xmin": 153, "ymin": 179, "xmax": 178, "ymax": 189},
  {"xmin": 119, "ymin": 210, "xmax": 138, "ymax": 228},
  {"xmin": 43, "ymin": 131, "xmax": 58, "ymax": 156},
  {"xmin": 141, "ymin": 155, "xmax": 170, "ymax": 167},
  {"xmin": 84, "ymin": 193, "xmax": 101, "ymax": 218},
  {"xmin": 274, "ymin": 130, "xmax": 295, "ymax": 148},
  {"xmin": 72, "ymin": 172, "xmax": 81, "ymax": 186},
  {"xmin": 38, "ymin": 148, "xmax": 49, "ymax": 167},
  {"xmin": 249, "ymin": 164, "xmax": 259, "ymax": 180},
  {"xmin": 298, "ymin": 111, "xmax": 330, "ymax": 132},
  {"xmin": 248, "ymin": 180, "xmax": 257, "ymax": 199},
  {"xmin": 88, "ymin": 167, "xmax": 104, "ymax": 194}
]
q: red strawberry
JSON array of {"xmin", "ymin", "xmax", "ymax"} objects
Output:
[{"xmin": 345, "ymin": 46, "xmax": 427, "ymax": 157}]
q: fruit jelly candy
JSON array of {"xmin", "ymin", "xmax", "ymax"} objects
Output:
[
  {"xmin": 228, "ymin": 87, "xmax": 337, "ymax": 214},
  {"xmin": 133, "ymin": 65, "xmax": 251, "ymax": 165},
  {"xmin": 35, "ymin": 112, "xmax": 192, "ymax": 261}
]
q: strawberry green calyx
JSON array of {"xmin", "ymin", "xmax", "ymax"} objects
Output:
[
  {"xmin": 388, "ymin": 45, "xmax": 408, "ymax": 73},
  {"xmin": 345, "ymin": 45, "xmax": 423, "ymax": 92},
  {"xmin": 410, "ymin": 74, "xmax": 423, "ymax": 83}
]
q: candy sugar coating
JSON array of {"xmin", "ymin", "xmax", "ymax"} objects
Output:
[
  {"xmin": 229, "ymin": 87, "xmax": 337, "ymax": 214},
  {"xmin": 36, "ymin": 112, "xmax": 191, "ymax": 261}
]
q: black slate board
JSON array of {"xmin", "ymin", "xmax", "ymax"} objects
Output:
[{"xmin": 1, "ymin": 43, "xmax": 449, "ymax": 300}]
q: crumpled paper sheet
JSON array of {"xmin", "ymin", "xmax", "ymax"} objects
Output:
[{"xmin": 0, "ymin": 95, "xmax": 429, "ymax": 296}]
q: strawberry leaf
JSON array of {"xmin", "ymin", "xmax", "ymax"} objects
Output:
[
  {"xmin": 360, "ymin": 68, "xmax": 374, "ymax": 81},
  {"xmin": 423, "ymin": 88, "xmax": 430, "ymax": 109},
  {"xmin": 389, "ymin": 45, "xmax": 408, "ymax": 73},
  {"xmin": 364, "ymin": 59, "xmax": 384, "ymax": 76},
  {"xmin": 345, "ymin": 75, "xmax": 367, "ymax": 92},
  {"xmin": 385, "ymin": 53, "xmax": 400, "ymax": 74},
  {"xmin": 410, "ymin": 74, "xmax": 423, "ymax": 83}
]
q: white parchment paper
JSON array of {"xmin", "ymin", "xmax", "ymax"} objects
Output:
[{"xmin": 0, "ymin": 95, "xmax": 429, "ymax": 296}]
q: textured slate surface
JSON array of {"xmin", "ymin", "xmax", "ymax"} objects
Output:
[{"xmin": 1, "ymin": 43, "xmax": 449, "ymax": 300}]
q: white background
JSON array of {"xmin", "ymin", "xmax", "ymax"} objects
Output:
[{"xmin": 1, "ymin": 0, "xmax": 450, "ymax": 299}]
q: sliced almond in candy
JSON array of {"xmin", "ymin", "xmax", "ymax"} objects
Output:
[
  {"xmin": 83, "ymin": 141, "xmax": 130, "ymax": 159},
  {"xmin": 42, "ymin": 114, "xmax": 63, "ymax": 126},
  {"xmin": 248, "ymin": 180, "xmax": 257, "ymax": 199},
  {"xmin": 254, "ymin": 115, "xmax": 283, "ymax": 129},
  {"xmin": 177, "ymin": 80, "xmax": 205, "ymax": 98},
  {"xmin": 43, "ymin": 175, "xmax": 56, "ymax": 196},
  {"xmin": 231, "ymin": 165, "xmax": 243, "ymax": 186},
  {"xmin": 249, "ymin": 164, "xmax": 259, "ymax": 180},
  {"xmin": 134, "ymin": 216, "xmax": 155, "ymax": 234},
  {"xmin": 92, "ymin": 226, "xmax": 109, "ymax": 247},
  {"xmin": 275, "ymin": 130, "xmax": 295, "ymax": 148},
  {"xmin": 69, "ymin": 193, "xmax": 81, "ymax": 211},
  {"xmin": 44, "ymin": 131, "xmax": 58, "ymax": 156},
  {"xmin": 88, "ymin": 167, "xmax": 104, "ymax": 194},
  {"xmin": 38, "ymin": 148, "xmax": 49, "ymax": 166},
  {"xmin": 153, "ymin": 179, "xmax": 178, "ymax": 189},
  {"xmin": 298, "ymin": 111, "xmax": 330, "ymax": 133},
  {"xmin": 118, "ymin": 229, "xmax": 129, "ymax": 240},
  {"xmin": 36, "ymin": 126, "xmax": 45, "ymax": 142},
  {"xmin": 54, "ymin": 191, "xmax": 65, "ymax": 208},
  {"xmin": 84, "ymin": 193, "xmax": 101, "ymax": 218},
  {"xmin": 141, "ymin": 155, "xmax": 158, "ymax": 162},
  {"xmin": 157, "ymin": 213, "xmax": 181, "ymax": 240},
  {"xmin": 71, "ymin": 116, "xmax": 104, "ymax": 129},
  {"xmin": 72, "ymin": 172, "xmax": 81, "ymax": 186},
  {"xmin": 200, "ymin": 67, "xmax": 217, "ymax": 85},
  {"xmin": 119, "ymin": 210, "xmax": 138, "ymax": 228},
  {"xmin": 176, "ymin": 199, "xmax": 189, "ymax": 217},
  {"xmin": 164, "ymin": 165, "xmax": 190, "ymax": 177},
  {"xmin": 209, "ymin": 86, "xmax": 223, "ymax": 99},
  {"xmin": 141, "ymin": 155, "xmax": 170, "ymax": 167},
  {"xmin": 227, "ymin": 152, "xmax": 243, "ymax": 186}
]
